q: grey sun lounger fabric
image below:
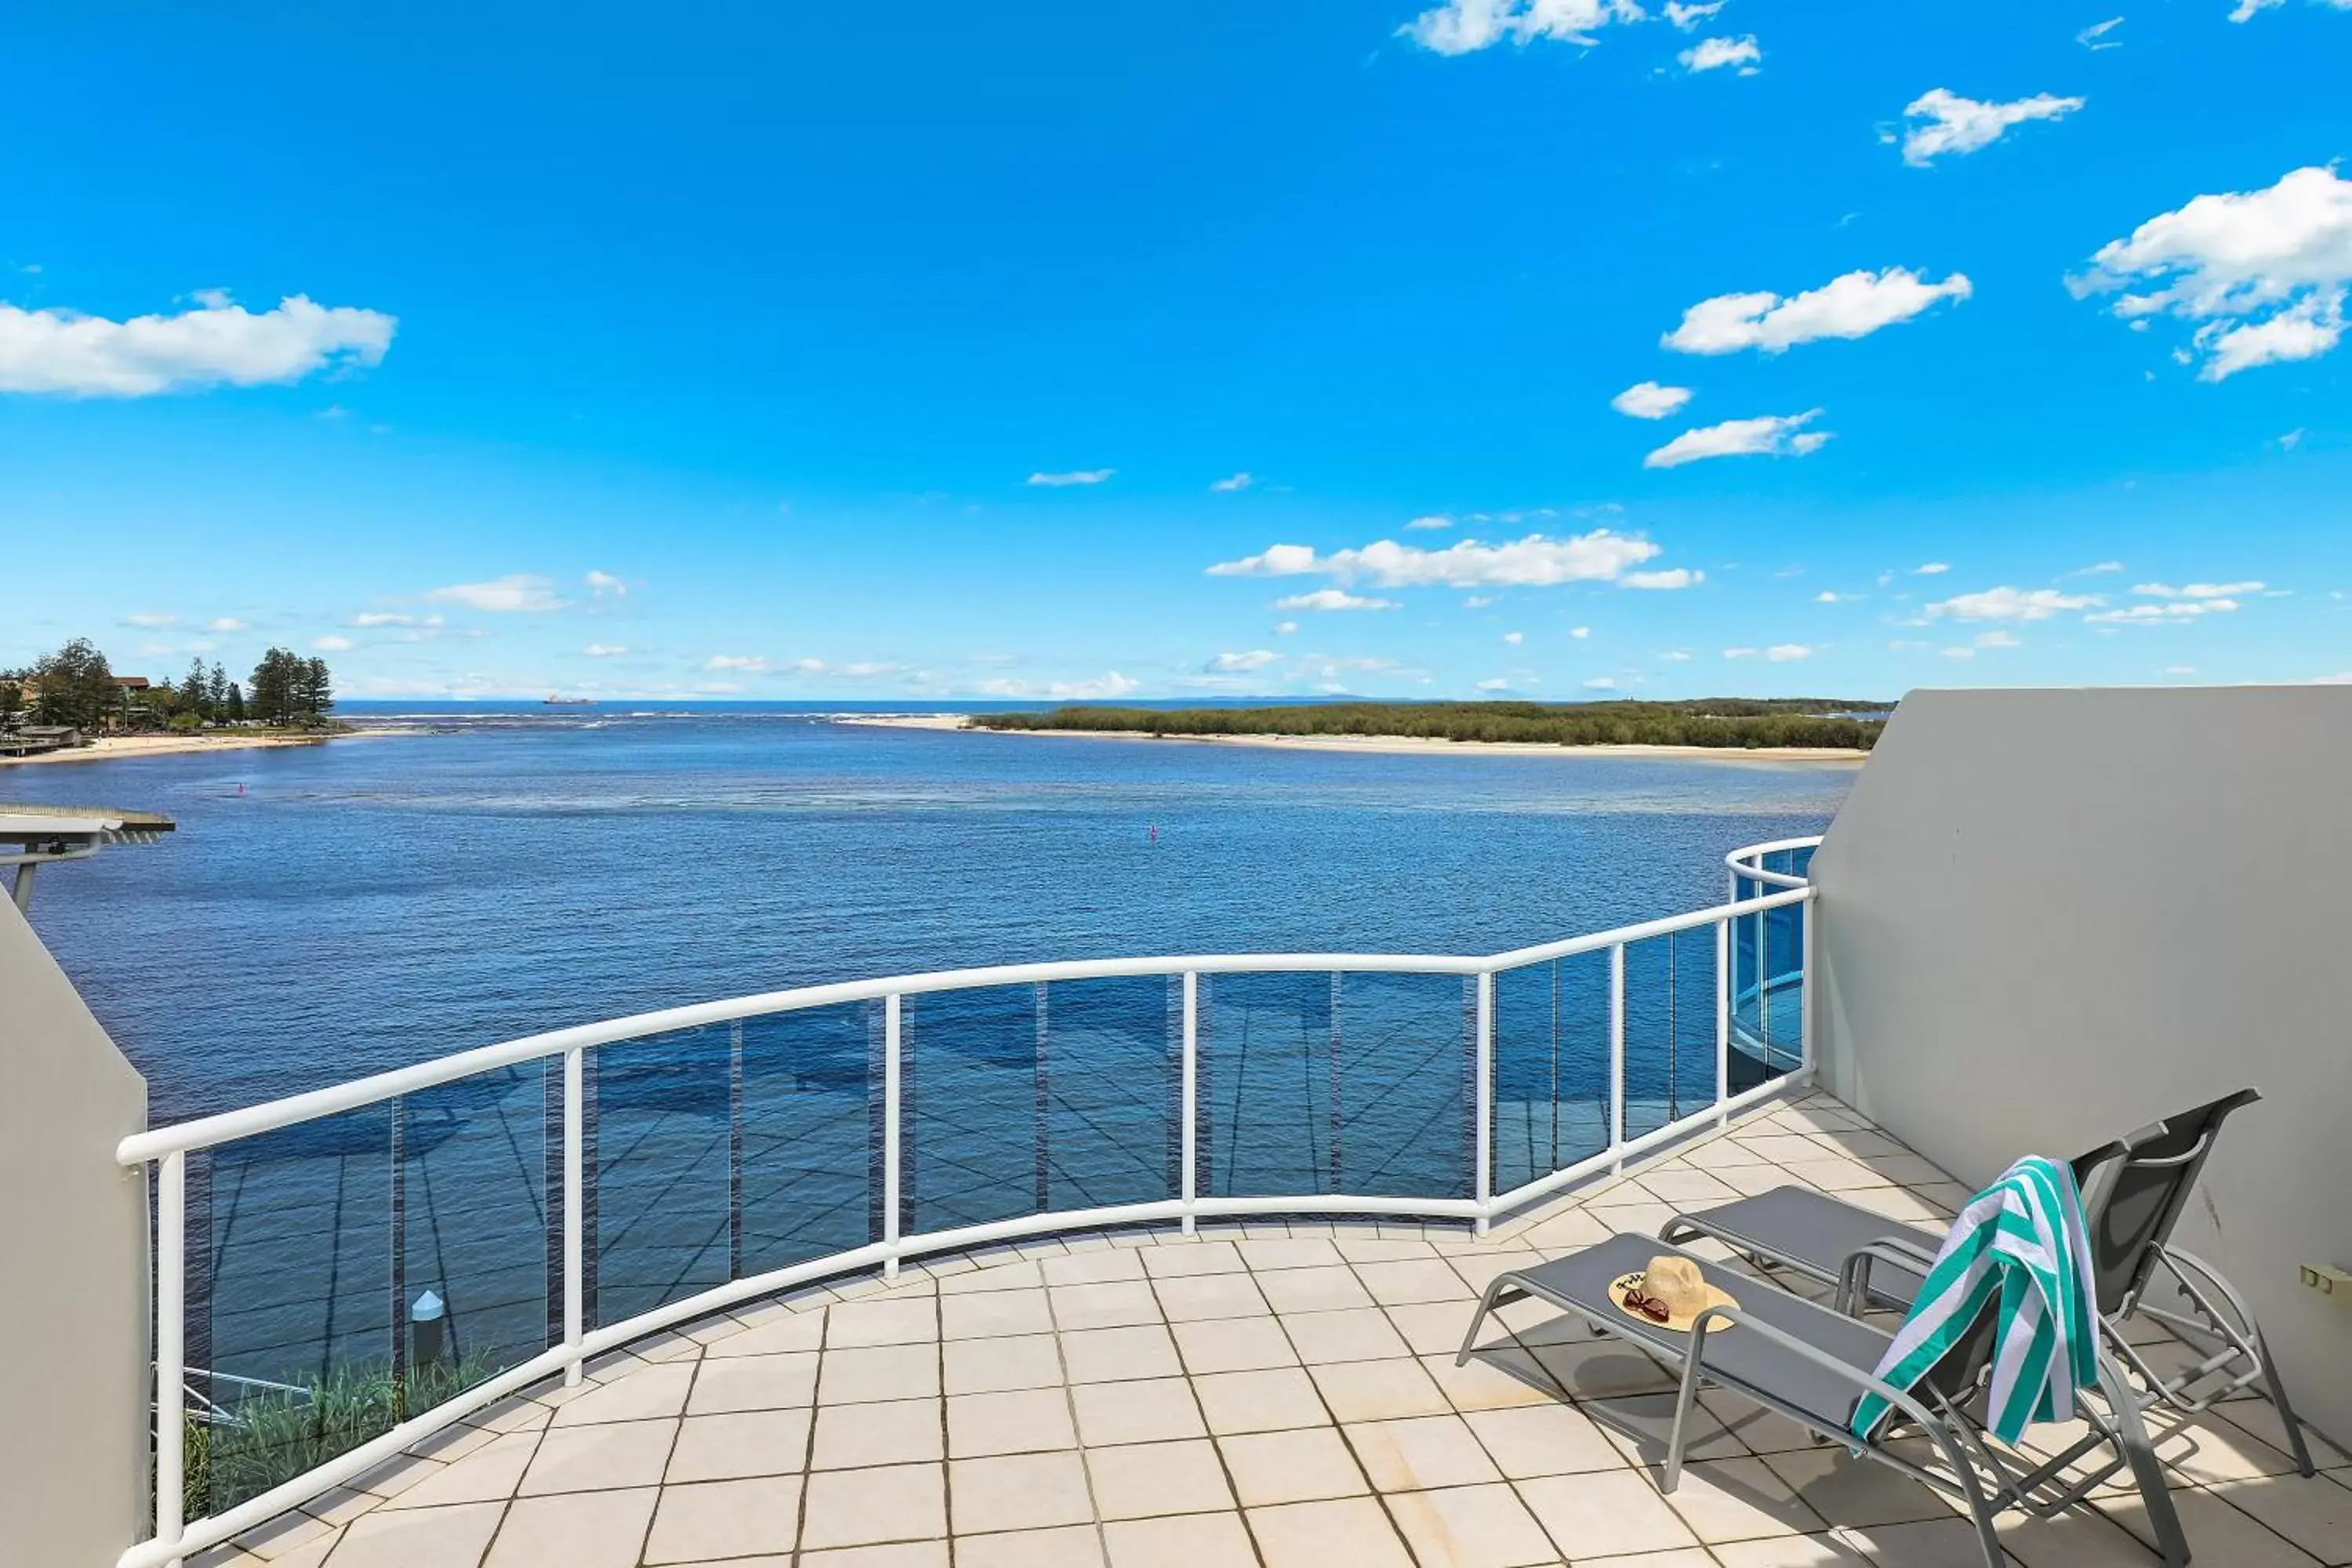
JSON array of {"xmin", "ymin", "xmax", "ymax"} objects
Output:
[{"xmin": 1664, "ymin": 1185, "xmax": 1938, "ymax": 1308}]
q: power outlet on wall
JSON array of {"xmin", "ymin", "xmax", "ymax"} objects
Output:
[{"xmin": 2298, "ymin": 1262, "xmax": 2352, "ymax": 1297}]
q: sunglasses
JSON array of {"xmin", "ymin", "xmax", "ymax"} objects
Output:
[{"xmin": 1622, "ymin": 1283, "xmax": 1672, "ymax": 1323}]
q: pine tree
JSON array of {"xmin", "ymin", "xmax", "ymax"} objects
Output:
[
  {"xmin": 183, "ymin": 655, "xmax": 213, "ymax": 720},
  {"xmin": 208, "ymin": 662, "xmax": 230, "ymax": 714},
  {"xmin": 223, "ymin": 682, "xmax": 246, "ymax": 723}
]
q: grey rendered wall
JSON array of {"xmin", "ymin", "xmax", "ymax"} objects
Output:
[
  {"xmin": 1809, "ymin": 685, "xmax": 2352, "ymax": 1445},
  {"xmin": 0, "ymin": 895, "xmax": 150, "ymax": 1565}
]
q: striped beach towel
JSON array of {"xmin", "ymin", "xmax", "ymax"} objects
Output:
[{"xmin": 1849, "ymin": 1155, "xmax": 2100, "ymax": 1446}]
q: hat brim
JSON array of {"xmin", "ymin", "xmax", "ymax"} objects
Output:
[{"xmin": 1608, "ymin": 1271, "xmax": 1739, "ymax": 1334}]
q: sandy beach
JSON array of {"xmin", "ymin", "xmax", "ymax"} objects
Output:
[
  {"xmin": 0, "ymin": 729, "xmax": 408, "ymax": 768},
  {"xmin": 837, "ymin": 713, "xmax": 1867, "ymax": 763}
]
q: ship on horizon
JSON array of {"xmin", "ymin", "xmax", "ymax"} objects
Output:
[{"xmin": 543, "ymin": 695, "xmax": 596, "ymax": 706}]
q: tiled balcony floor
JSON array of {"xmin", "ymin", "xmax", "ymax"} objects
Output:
[{"xmin": 194, "ymin": 1091, "xmax": 2352, "ymax": 1568}]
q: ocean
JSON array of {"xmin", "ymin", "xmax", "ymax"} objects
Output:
[{"xmin": 9, "ymin": 704, "xmax": 1853, "ymax": 1123}]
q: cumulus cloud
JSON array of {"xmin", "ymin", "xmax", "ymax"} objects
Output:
[
  {"xmin": 1611, "ymin": 380, "xmax": 1693, "ymax": 419},
  {"xmin": 1766, "ymin": 644, "xmax": 1813, "ymax": 661},
  {"xmin": 1722, "ymin": 647, "xmax": 1759, "ymax": 659},
  {"xmin": 313, "ymin": 635, "xmax": 354, "ymax": 652},
  {"xmin": 2074, "ymin": 165, "xmax": 2352, "ymax": 379},
  {"xmin": 0, "ymin": 291, "xmax": 397, "ymax": 396},
  {"xmin": 1915, "ymin": 561, "xmax": 1951, "ymax": 575},
  {"xmin": 706, "ymin": 655, "xmax": 769, "ymax": 672},
  {"xmin": 1399, "ymin": 0, "xmax": 1645, "ymax": 55},
  {"xmin": 123, "ymin": 612, "xmax": 176, "ymax": 628},
  {"xmin": 208, "ymin": 617, "xmax": 249, "ymax": 633},
  {"xmin": 1275, "ymin": 620, "xmax": 1300, "ymax": 635},
  {"xmin": 1406, "ymin": 514, "xmax": 1454, "ymax": 531},
  {"xmin": 584, "ymin": 570, "xmax": 627, "ymax": 596},
  {"xmin": 2076, "ymin": 561, "xmax": 2124, "ymax": 575},
  {"xmin": 788, "ymin": 659, "xmax": 906, "ymax": 680},
  {"xmin": 1584, "ymin": 677, "xmax": 1619, "ymax": 689},
  {"xmin": 1679, "ymin": 34, "xmax": 1761, "ymax": 73},
  {"xmin": 1207, "ymin": 649, "xmax": 1279, "ymax": 673},
  {"xmin": 354, "ymin": 612, "xmax": 426, "ymax": 627},
  {"xmin": 1209, "ymin": 472, "xmax": 1254, "ymax": 492},
  {"xmin": 426, "ymin": 575, "xmax": 569, "ymax": 613},
  {"xmin": 1571, "ymin": 626, "xmax": 1592, "ymax": 638},
  {"xmin": 1644, "ymin": 410, "xmax": 1831, "ymax": 468},
  {"xmin": 1272, "ymin": 589, "xmax": 1400, "ymax": 612},
  {"xmin": 1623, "ymin": 568, "xmax": 1704, "ymax": 589},
  {"xmin": 1048, "ymin": 671, "xmax": 1141, "ymax": 700},
  {"xmin": 1975, "ymin": 630, "xmax": 2022, "ymax": 648},
  {"xmin": 1665, "ymin": 2, "xmax": 1726, "ymax": 28},
  {"xmin": 1897, "ymin": 89, "xmax": 2084, "ymax": 165},
  {"xmin": 2086, "ymin": 600, "xmax": 2243, "ymax": 624},
  {"xmin": 584, "ymin": 644, "xmax": 629, "ymax": 657},
  {"xmin": 1474, "ymin": 677, "xmax": 1515, "ymax": 692},
  {"xmin": 1026, "ymin": 468, "xmax": 1115, "ymax": 486},
  {"xmin": 1502, "ymin": 630, "xmax": 1525, "ymax": 644},
  {"xmin": 1211, "ymin": 528, "xmax": 1667, "ymax": 588},
  {"xmin": 1665, "ymin": 268, "xmax": 1972, "ymax": 354},
  {"xmin": 1926, "ymin": 586, "xmax": 2100, "ymax": 621},
  {"xmin": 2137, "ymin": 580, "xmax": 2263, "ymax": 598}
]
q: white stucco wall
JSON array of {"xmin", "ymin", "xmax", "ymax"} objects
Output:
[
  {"xmin": 1810, "ymin": 685, "xmax": 2352, "ymax": 1445},
  {"xmin": 0, "ymin": 895, "xmax": 151, "ymax": 1564}
]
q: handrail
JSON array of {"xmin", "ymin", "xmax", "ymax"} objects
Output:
[
  {"xmin": 1724, "ymin": 833, "xmax": 1821, "ymax": 891},
  {"xmin": 118, "ymin": 885, "xmax": 1813, "ymax": 1165},
  {"xmin": 119, "ymin": 833, "xmax": 1823, "ymax": 1568}
]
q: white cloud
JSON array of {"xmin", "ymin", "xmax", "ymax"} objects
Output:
[
  {"xmin": 584, "ymin": 570, "xmax": 627, "ymax": 597},
  {"xmin": 1815, "ymin": 590, "xmax": 1852, "ymax": 603},
  {"xmin": 1943, "ymin": 646, "xmax": 1977, "ymax": 660},
  {"xmin": 1722, "ymin": 647, "xmax": 1759, "ymax": 659},
  {"xmin": 1048, "ymin": 671, "xmax": 1142, "ymax": 700},
  {"xmin": 1570, "ymin": 626, "xmax": 1592, "ymax": 639},
  {"xmin": 2136, "ymin": 579, "xmax": 2262, "ymax": 598},
  {"xmin": 706, "ymin": 655, "xmax": 770, "ymax": 672},
  {"xmin": 313, "ymin": 635, "xmax": 354, "ymax": 652},
  {"xmin": 1927, "ymin": 586, "xmax": 2100, "ymax": 621},
  {"xmin": 2278, "ymin": 427, "xmax": 2307, "ymax": 450},
  {"xmin": 1502, "ymin": 630, "xmax": 1525, "ymax": 644},
  {"xmin": 1272, "ymin": 589, "xmax": 1401, "ymax": 612},
  {"xmin": 1915, "ymin": 561, "xmax": 1951, "ymax": 575},
  {"xmin": 1975, "ymin": 629, "xmax": 2023, "ymax": 648},
  {"xmin": 1207, "ymin": 649, "xmax": 1279, "ymax": 673},
  {"xmin": 1679, "ymin": 35, "xmax": 1762, "ymax": 73},
  {"xmin": 788, "ymin": 659, "xmax": 908, "ymax": 681},
  {"xmin": 426, "ymin": 575, "xmax": 569, "ymax": 613},
  {"xmin": 2076, "ymin": 561, "xmax": 2124, "ymax": 575},
  {"xmin": 584, "ymin": 644, "xmax": 630, "ymax": 657},
  {"xmin": 1898, "ymin": 89, "xmax": 2084, "ymax": 166},
  {"xmin": 207, "ymin": 617, "xmax": 248, "ymax": 633},
  {"xmin": 2087, "ymin": 600, "xmax": 2242, "ymax": 624},
  {"xmin": 2077, "ymin": 16, "xmax": 2125, "ymax": 48},
  {"xmin": 1275, "ymin": 620, "xmax": 1300, "ymax": 635},
  {"xmin": 1664, "ymin": 2, "xmax": 1726, "ymax": 29},
  {"xmin": 1213, "ymin": 528, "xmax": 1665, "ymax": 588},
  {"xmin": 1473, "ymin": 677, "xmax": 1514, "ymax": 692},
  {"xmin": 1463, "ymin": 595, "xmax": 1495, "ymax": 608},
  {"xmin": 1399, "ymin": 0, "xmax": 1645, "ymax": 55},
  {"xmin": 354, "ymin": 612, "xmax": 414, "ymax": 626},
  {"xmin": 0, "ymin": 291, "xmax": 396, "ymax": 396},
  {"xmin": 1584, "ymin": 677, "xmax": 1619, "ymax": 689},
  {"xmin": 1610, "ymin": 380, "xmax": 1693, "ymax": 419},
  {"xmin": 1209, "ymin": 471, "xmax": 1254, "ymax": 492},
  {"xmin": 1406, "ymin": 514, "xmax": 1454, "ymax": 531},
  {"xmin": 1663, "ymin": 649, "xmax": 1693, "ymax": 660},
  {"xmin": 1644, "ymin": 410, "xmax": 1831, "ymax": 468},
  {"xmin": 2077, "ymin": 166, "xmax": 2352, "ymax": 379},
  {"xmin": 1766, "ymin": 643, "xmax": 1813, "ymax": 661},
  {"xmin": 1664, "ymin": 268, "xmax": 1972, "ymax": 354},
  {"xmin": 1622, "ymin": 568, "xmax": 1704, "ymax": 589},
  {"xmin": 1026, "ymin": 468, "xmax": 1115, "ymax": 486},
  {"xmin": 123, "ymin": 612, "xmax": 176, "ymax": 628},
  {"xmin": 2162, "ymin": 666, "xmax": 2198, "ymax": 676}
]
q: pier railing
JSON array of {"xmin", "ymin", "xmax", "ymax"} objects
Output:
[{"xmin": 115, "ymin": 835, "xmax": 1820, "ymax": 1568}]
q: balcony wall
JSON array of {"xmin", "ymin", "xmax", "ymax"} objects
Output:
[
  {"xmin": 0, "ymin": 894, "xmax": 151, "ymax": 1566},
  {"xmin": 1808, "ymin": 684, "xmax": 2352, "ymax": 1445}
]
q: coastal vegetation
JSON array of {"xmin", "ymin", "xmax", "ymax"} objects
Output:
[
  {"xmin": 973, "ymin": 698, "xmax": 1892, "ymax": 750},
  {"xmin": 2, "ymin": 637, "xmax": 336, "ymax": 739},
  {"xmin": 182, "ymin": 1353, "xmax": 490, "ymax": 1517}
]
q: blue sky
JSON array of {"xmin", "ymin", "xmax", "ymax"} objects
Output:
[{"xmin": 5, "ymin": 0, "xmax": 2349, "ymax": 701}]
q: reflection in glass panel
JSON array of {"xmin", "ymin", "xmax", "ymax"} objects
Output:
[
  {"xmin": 1620, "ymin": 929, "xmax": 1719, "ymax": 1140},
  {"xmin": 740, "ymin": 1003, "xmax": 880, "ymax": 1274},
  {"xmin": 1490, "ymin": 952, "xmax": 1610, "ymax": 1193},
  {"xmin": 594, "ymin": 1026, "xmax": 731, "ymax": 1327},
  {"xmin": 198, "ymin": 1105, "xmax": 394, "ymax": 1515},
  {"xmin": 1198, "ymin": 971, "xmax": 1333, "ymax": 1200},
  {"xmin": 902, "ymin": 985, "xmax": 1046, "ymax": 1235},
  {"xmin": 1331, "ymin": 972, "xmax": 1472, "ymax": 1200},
  {"xmin": 401, "ymin": 1065, "xmax": 547, "ymax": 1382},
  {"xmin": 1038, "ymin": 977, "xmax": 1178, "ymax": 1213}
]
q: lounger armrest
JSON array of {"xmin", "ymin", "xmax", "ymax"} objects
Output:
[{"xmin": 1835, "ymin": 1236, "xmax": 1940, "ymax": 1313}]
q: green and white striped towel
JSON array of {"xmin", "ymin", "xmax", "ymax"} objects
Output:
[{"xmin": 1849, "ymin": 1155, "xmax": 2099, "ymax": 1446}]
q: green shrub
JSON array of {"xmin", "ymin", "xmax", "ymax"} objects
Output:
[{"xmin": 191, "ymin": 1354, "xmax": 493, "ymax": 1516}]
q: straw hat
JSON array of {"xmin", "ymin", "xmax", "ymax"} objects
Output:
[{"xmin": 1610, "ymin": 1255, "xmax": 1740, "ymax": 1333}]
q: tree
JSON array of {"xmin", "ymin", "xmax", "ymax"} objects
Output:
[
  {"xmin": 249, "ymin": 648, "xmax": 299, "ymax": 725},
  {"xmin": 32, "ymin": 638, "xmax": 118, "ymax": 730},
  {"xmin": 0, "ymin": 672, "xmax": 22, "ymax": 732},
  {"xmin": 299, "ymin": 658, "xmax": 334, "ymax": 720},
  {"xmin": 223, "ymin": 681, "xmax": 246, "ymax": 723},
  {"xmin": 183, "ymin": 655, "xmax": 214, "ymax": 720},
  {"xmin": 208, "ymin": 662, "xmax": 230, "ymax": 714}
]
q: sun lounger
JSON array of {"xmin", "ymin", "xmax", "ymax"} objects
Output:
[
  {"xmin": 1656, "ymin": 1087, "xmax": 2315, "ymax": 1475},
  {"xmin": 1457, "ymin": 1228, "xmax": 2190, "ymax": 1568}
]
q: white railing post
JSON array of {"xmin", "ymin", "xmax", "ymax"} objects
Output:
[
  {"xmin": 1800, "ymin": 893, "xmax": 1817, "ymax": 1079},
  {"xmin": 1608, "ymin": 943, "xmax": 1626, "ymax": 1173},
  {"xmin": 154, "ymin": 1149, "xmax": 185, "ymax": 1563},
  {"xmin": 563, "ymin": 1047, "xmax": 583, "ymax": 1385},
  {"xmin": 1474, "ymin": 970, "xmax": 1493, "ymax": 1235},
  {"xmin": 1713, "ymin": 917, "xmax": 1730, "ymax": 1127},
  {"xmin": 884, "ymin": 993, "xmax": 902, "ymax": 1279},
  {"xmin": 1181, "ymin": 971, "xmax": 1198, "ymax": 1236}
]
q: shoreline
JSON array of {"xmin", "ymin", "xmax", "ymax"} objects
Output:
[
  {"xmin": 0, "ymin": 728, "xmax": 409, "ymax": 768},
  {"xmin": 837, "ymin": 713, "xmax": 1867, "ymax": 763}
]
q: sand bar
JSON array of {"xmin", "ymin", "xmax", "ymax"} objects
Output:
[
  {"xmin": 0, "ymin": 729, "xmax": 408, "ymax": 768},
  {"xmin": 837, "ymin": 713, "xmax": 1867, "ymax": 763}
]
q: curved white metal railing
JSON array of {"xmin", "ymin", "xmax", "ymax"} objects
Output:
[{"xmin": 121, "ymin": 837, "xmax": 1820, "ymax": 1568}]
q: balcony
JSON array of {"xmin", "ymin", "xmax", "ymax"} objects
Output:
[{"xmin": 9, "ymin": 686, "xmax": 2350, "ymax": 1568}]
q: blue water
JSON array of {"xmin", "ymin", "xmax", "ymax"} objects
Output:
[{"xmin": 10, "ymin": 706, "xmax": 1853, "ymax": 1123}]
